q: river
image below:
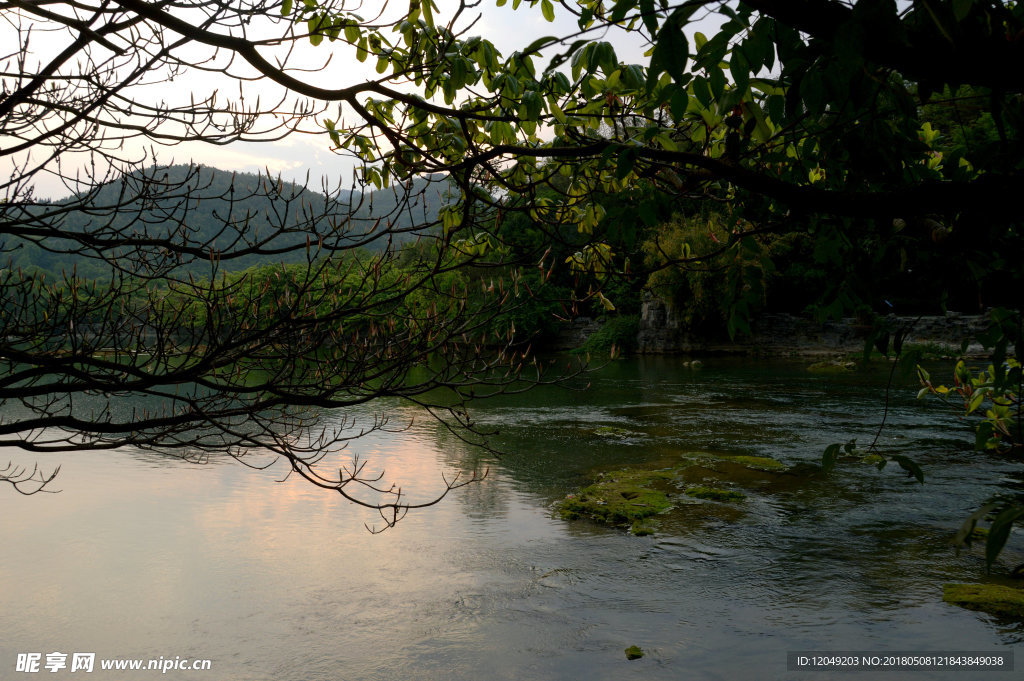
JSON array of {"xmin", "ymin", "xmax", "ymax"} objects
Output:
[{"xmin": 1, "ymin": 357, "xmax": 1021, "ymax": 680}]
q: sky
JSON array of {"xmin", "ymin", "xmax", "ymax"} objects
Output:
[
  {"xmin": 154, "ymin": 0, "xmax": 653, "ymax": 192},
  {"xmin": 5, "ymin": 0, "xmax": 721, "ymax": 199}
]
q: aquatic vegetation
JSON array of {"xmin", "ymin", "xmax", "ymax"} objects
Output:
[
  {"xmin": 719, "ymin": 455, "xmax": 787, "ymax": 472},
  {"xmin": 685, "ymin": 486, "xmax": 746, "ymax": 502},
  {"xmin": 558, "ymin": 449, "xmax": 789, "ymax": 532},
  {"xmin": 624, "ymin": 646, "xmax": 644, "ymax": 660},
  {"xmin": 942, "ymin": 583, "xmax": 1024, "ymax": 618},
  {"xmin": 970, "ymin": 527, "xmax": 990, "ymax": 541},
  {"xmin": 682, "ymin": 452, "xmax": 787, "ymax": 472},
  {"xmin": 557, "ymin": 468, "xmax": 674, "ymax": 524},
  {"xmin": 592, "ymin": 426, "xmax": 634, "ymax": 438},
  {"xmin": 630, "ymin": 520, "xmax": 656, "ymax": 536}
]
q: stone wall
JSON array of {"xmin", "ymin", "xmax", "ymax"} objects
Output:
[{"xmin": 547, "ymin": 316, "xmax": 603, "ymax": 351}]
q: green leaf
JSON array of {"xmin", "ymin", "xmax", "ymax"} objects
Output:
[
  {"xmin": 967, "ymin": 390, "xmax": 985, "ymax": 414},
  {"xmin": 975, "ymin": 420, "xmax": 995, "ymax": 450},
  {"xmin": 767, "ymin": 93, "xmax": 784, "ymax": 125},
  {"xmin": 281, "ymin": 0, "xmax": 293, "ymax": 17},
  {"xmin": 822, "ymin": 443, "xmax": 840, "ymax": 472},
  {"xmin": 609, "ymin": 0, "xmax": 634, "ymax": 23},
  {"xmin": 523, "ymin": 35, "xmax": 558, "ymax": 56},
  {"xmin": 709, "ymin": 66, "xmax": 725, "ymax": 99},
  {"xmin": 670, "ymin": 88, "xmax": 689, "ymax": 122},
  {"xmin": 890, "ymin": 455, "xmax": 924, "ymax": 484},
  {"xmin": 952, "ymin": 0, "xmax": 974, "ymax": 22},
  {"xmin": 801, "ymin": 70, "xmax": 824, "ymax": 114},
  {"xmin": 620, "ymin": 64, "xmax": 644, "ymax": 90},
  {"xmin": 742, "ymin": 18, "xmax": 773, "ymax": 72},
  {"xmin": 986, "ymin": 505, "xmax": 1024, "ymax": 570},
  {"xmin": 520, "ymin": 90, "xmax": 543, "ymax": 121},
  {"xmin": 541, "ymin": 0, "xmax": 555, "ymax": 22},
  {"xmin": 308, "ymin": 17, "xmax": 324, "ymax": 46},
  {"xmin": 730, "ymin": 50, "xmax": 750, "ymax": 94},
  {"xmin": 593, "ymin": 41, "xmax": 618, "ymax": 76},
  {"xmin": 650, "ymin": 24, "xmax": 689, "ymax": 85},
  {"xmin": 691, "ymin": 76, "xmax": 711, "ymax": 108},
  {"xmin": 952, "ymin": 503, "xmax": 997, "ymax": 552},
  {"xmin": 639, "ymin": 0, "xmax": 658, "ymax": 35},
  {"xmin": 638, "ymin": 201, "xmax": 658, "ymax": 227},
  {"xmin": 615, "ymin": 146, "xmax": 638, "ymax": 179}
]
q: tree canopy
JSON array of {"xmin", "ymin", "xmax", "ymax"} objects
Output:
[{"xmin": 3, "ymin": 0, "xmax": 1021, "ymax": 526}]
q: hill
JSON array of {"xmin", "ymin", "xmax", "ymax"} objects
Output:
[{"xmin": 6, "ymin": 165, "xmax": 449, "ymax": 279}]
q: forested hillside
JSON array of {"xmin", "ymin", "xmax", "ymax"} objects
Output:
[{"xmin": 5, "ymin": 165, "xmax": 448, "ymax": 279}]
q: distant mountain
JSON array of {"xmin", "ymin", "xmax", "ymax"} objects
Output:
[{"xmin": 5, "ymin": 165, "xmax": 450, "ymax": 279}]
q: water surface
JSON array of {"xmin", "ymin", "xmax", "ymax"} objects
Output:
[{"xmin": 2, "ymin": 358, "xmax": 1021, "ymax": 680}]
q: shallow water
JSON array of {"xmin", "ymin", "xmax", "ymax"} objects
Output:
[{"xmin": 2, "ymin": 357, "xmax": 1022, "ymax": 680}]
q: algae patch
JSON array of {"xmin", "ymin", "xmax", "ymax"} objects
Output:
[
  {"xmin": 556, "ymin": 451, "xmax": 790, "ymax": 533},
  {"xmin": 942, "ymin": 583, "xmax": 1024, "ymax": 618},
  {"xmin": 630, "ymin": 520, "xmax": 656, "ymax": 536},
  {"xmin": 624, "ymin": 646, "xmax": 644, "ymax": 660},
  {"xmin": 807, "ymin": 360, "xmax": 856, "ymax": 373},
  {"xmin": 718, "ymin": 455, "xmax": 787, "ymax": 472},
  {"xmin": 592, "ymin": 426, "xmax": 634, "ymax": 438},
  {"xmin": 684, "ymin": 486, "xmax": 746, "ymax": 502},
  {"xmin": 682, "ymin": 451, "xmax": 787, "ymax": 472},
  {"xmin": 557, "ymin": 468, "xmax": 673, "ymax": 525}
]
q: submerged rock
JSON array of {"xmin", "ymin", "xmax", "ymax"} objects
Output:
[
  {"xmin": 682, "ymin": 451, "xmax": 788, "ymax": 472},
  {"xmin": 624, "ymin": 646, "xmax": 644, "ymax": 660},
  {"xmin": 630, "ymin": 520, "xmax": 656, "ymax": 536},
  {"xmin": 557, "ymin": 448, "xmax": 795, "ymax": 534},
  {"xmin": 592, "ymin": 425, "xmax": 634, "ymax": 438},
  {"xmin": 685, "ymin": 486, "xmax": 746, "ymax": 502},
  {"xmin": 807, "ymin": 360, "xmax": 856, "ymax": 373},
  {"xmin": 719, "ymin": 454, "xmax": 787, "ymax": 472},
  {"xmin": 942, "ymin": 583, "xmax": 1024, "ymax": 618}
]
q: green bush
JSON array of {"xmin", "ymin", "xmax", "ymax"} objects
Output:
[{"xmin": 577, "ymin": 314, "xmax": 639, "ymax": 356}]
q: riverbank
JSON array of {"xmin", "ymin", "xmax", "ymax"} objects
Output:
[
  {"xmin": 638, "ymin": 299, "xmax": 993, "ymax": 356},
  {"xmin": 552, "ymin": 299, "xmax": 995, "ymax": 358}
]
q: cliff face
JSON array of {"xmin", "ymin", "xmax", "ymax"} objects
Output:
[{"xmin": 636, "ymin": 296, "xmax": 991, "ymax": 357}]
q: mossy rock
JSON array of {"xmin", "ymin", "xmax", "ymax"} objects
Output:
[
  {"xmin": 685, "ymin": 486, "xmax": 745, "ymax": 502},
  {"xmin": 943, "ymin": 583, "xmax": 1024, "ymax": 618},
  {"xmin": 624, "ymin": 646, "xmax": 644, "ymax": 660},
  {"xmin": 557, "ymin": 468, "xmax": 674, "ymax": 525},
  {"xmin": 807, "ymin": 360, "xmax": 856, "ymax": 373}
]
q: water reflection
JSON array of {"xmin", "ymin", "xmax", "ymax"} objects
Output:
[{"xmin": 1, "ymin": 359, "xmax": 1022, "ymax": 681}]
